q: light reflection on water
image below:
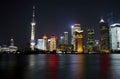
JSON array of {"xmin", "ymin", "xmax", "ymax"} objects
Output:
[
  {"xmin": 110, "ymin": 54, "xmax": 120, "ymax": 79},
  {"xmin": 0, "ymin": 54, "xmax": 120, "ymax": 79}
]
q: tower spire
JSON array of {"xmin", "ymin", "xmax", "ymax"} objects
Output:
[
  {"xmin": 32, "ymin": 5, "xmax": 35, "ymax": 22},
  {"xmin": 30, "ymin": 5, "xmax": 36, "ymax": 51}
]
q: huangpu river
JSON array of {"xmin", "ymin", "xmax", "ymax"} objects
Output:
[{"xmin": 0, "ymin": 54, "xmax": 120, "ymax": 79}]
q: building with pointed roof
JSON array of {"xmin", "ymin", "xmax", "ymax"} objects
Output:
[{"xmin": 99, "ymin": 18, "xmax": 110, "ymax": 53}]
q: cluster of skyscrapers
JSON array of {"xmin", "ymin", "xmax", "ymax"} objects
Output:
[{"xmin": 29, "ymin": 6, "xmax": 120, "ymax": 53}]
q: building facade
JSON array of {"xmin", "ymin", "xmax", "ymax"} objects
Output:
[
  {"xmin": 36, "ymin": 39, "xmax": 44, "ymax": 50},
  {"xmin": 64, "ymin": 32, "xmax": 68, "ymax": 44},
  {"xmin": 59, "ymin": 36, "xmax": 64, "ymax": 44},
  {"xmin": 43, "ymin": 35, "xmax": 48, "ymax": 51},
  {"xmin": 87, "ymin": 28, "xmax": 95, "ymax": 51},
  {"xmin": 110, "ymin": 23, "xmax": 120, "ymax": 51},
  {"xmin": 75, "ymin": 31, "xmax": 83, "ymax": 53},
  {"xmin": 58, "ymin": 44, "xmax": 73, "ymax": 53},
  {"xmin": 100, "ymin": 18, "xmax": 110, "ymax": 53},
  {"xmin": 71, "ymin": 24, "xmax": 83, "ymax": 52},
  {"xmin": 71, "ymin": 24, "xmax": 81, "ymax": 51},
  {"xmin": 1, "ymin": 39, "xmax": 18, "ymax": 52},
  {"xmin": 49, "ymin": 35, "xmax": 56, "ymax": 51}
]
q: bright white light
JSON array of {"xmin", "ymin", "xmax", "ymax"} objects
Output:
[
  {"xmin": 77, "ymin": 30, "xmax": 83, "ymax": 33},
  {"xmin": 111, "ymin": 23, "xmax": 120, "ymax": 26},
  {"xmin": 31, "ymin": 42, "xmax": 35, "ymax": 46},
  {"xmin": 100, "ymin": 18, "xmax": 105, "ymax": 23},
  {"xmin": 31, "ymin": 22, "xmax": 36, "ymax": 26},
  {"xmin": 60, "ymin": 36, "xmax": 64, "ymax": 39},
  {"xmin": 71, "ymin": 25, "xmax": 74, "ymax": 28},
  {"xmin": 64, "ymin": 32, "xmax": 68, "ymax": 33},
  {"xmin": 48, "ymin": 39, "xmax": 50, "ymax": 42}
]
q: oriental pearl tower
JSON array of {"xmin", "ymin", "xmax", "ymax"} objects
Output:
[{"xmin": 30, "ymin": 5, "xmax": 36, "ymax": 51}]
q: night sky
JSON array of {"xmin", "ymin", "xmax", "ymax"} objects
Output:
[{"xmin": 0, "ymin": 0, "xmax": 119, "ymax": 48}]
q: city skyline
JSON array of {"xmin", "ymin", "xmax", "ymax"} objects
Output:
[{"xmin": 0, "ymin": 0, "xmax": 119, "ymax": 48}]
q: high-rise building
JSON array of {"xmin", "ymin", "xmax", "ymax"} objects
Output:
[
  {"xmin": 36, "ymin": 35, "xmax": 48, "ymax": 51},
  {"xmin": 75, "ymin": 31, "xmax": 84, "ymax": 53},
  {"xmin": 71, "ymin": 24, "xmax": 83, "ymax": 52},
  {"xmin": 87, "ymin": 28, "xmax": 95, "ymax": 51},
  {"xmin": 100, "ymin": 18, "xmax": 110, "ymax": 53},
  {"xmin": 47, "ymin": 39, "xmax": 50, "ymax": 51},
  {"xmin": 49, "ymin": 35, "xmax": 56, "ymax": 51},
  {"xmin": 71, "ymin": 24, "xmax": 81, "ymax": 51},
  {"xmin": 64, "ymin": 32, "xmax": 68, "ymax": 44},
  {"xmin": 36, "ymin": 39, "xmax": 44, "ymax": 50},
  {"xmin": 43, "ymin": 35, "xmax": 48, "ymax": 51},
  {"xmin": 110, "ymin": 23, "xmax": 120, "ymax": 51},
  {"xmin": 59, "ymin": 36, "xmax": 64, "ymax": 44},
  {"xmin": 30, "ymin": 5, "xmax": 36, "ymax": 51}
]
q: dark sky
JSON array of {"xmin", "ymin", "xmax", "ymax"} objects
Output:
[{"xmin": 0, "ymin": 0, "xmax": 119, "ymax": 48}]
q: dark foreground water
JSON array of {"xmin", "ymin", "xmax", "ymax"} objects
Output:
[{"xmin": 0, "ymin": 54, "xmax": 120, "ymax": 79}]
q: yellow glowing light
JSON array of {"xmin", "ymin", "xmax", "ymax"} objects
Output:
[
  {"xmin": 43, "ymin": 35, "xmax": 47, "ymax": 39},
  {"xmin": 100, "ymin": 50, "xmax": 110, "ymax": 53},
  {"xmin": 76, "ymin": 33, "xmax": 83, "ymax": 53},
  {"xmin": 77, "ymin": 39, "xmax": 83, "ymax": 53}
]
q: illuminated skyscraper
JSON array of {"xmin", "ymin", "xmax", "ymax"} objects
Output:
[
  {"xmin": 110, "ymin": 23, "xmax": 120, "ymax": 51},
  {"xmin": 75, "ymin": 31, "xmax": 84, "ymax": 53},
  {"xmin": 64, "ymin": 32, "xmax": 68, "ymax": 44},
  {"xmin": 100, "ymin": 18, "xmax": 110, "ymax": 53},
  {"xmin": 36, "ymin": 35, "xmax": 48, "ymax": 51},
  {"xmin": 87, "ymin": 28, "xmax": 95, "ymax": 51},
  {"xmin": 30, "ymin": 5, "xmax": 36, "ymax": 51},
  {"xmin": 71, "ymin": 24, "xmax": 81, "ymax": 51},
  {"xmin": 49, "ymin": 35, "xmax": 56, "ymax": 51},
  {"xmin": 47, "ymin": 39, "xmax": 51, "ymax": 51},
  {"xmin": 36, "ymin": 39, "xmax": 44, "ymax": 50},
  {"xmin": 71, "ymin": 24, "xmax": 83, "ymax": 52},
  {"xmin": 43, "ymin": 35, "xmax": 48, "ymax": 51}
]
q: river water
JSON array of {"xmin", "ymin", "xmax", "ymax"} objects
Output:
[{"xmin": 0, "ymin": 54, "xmax": 120, "ymax": 79}]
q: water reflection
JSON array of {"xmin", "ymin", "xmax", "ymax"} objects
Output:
[
  {"xmin": 85, "ymin": 55, "xmax": 100, "ymax": 79},
  {"xmin": 0, "ymin": 54, "xmax": 120, "ymax": 79},
  {"xmin": 110, "ymin": 54, "xmax": 120, "ymax": 79},
  {"xmin": 70, "ymin": 55, "xmax": 85, "ymax": 79},
  {"xmin": 99, "ymin": 55, "xmax": 111, "ymax": 79}
]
